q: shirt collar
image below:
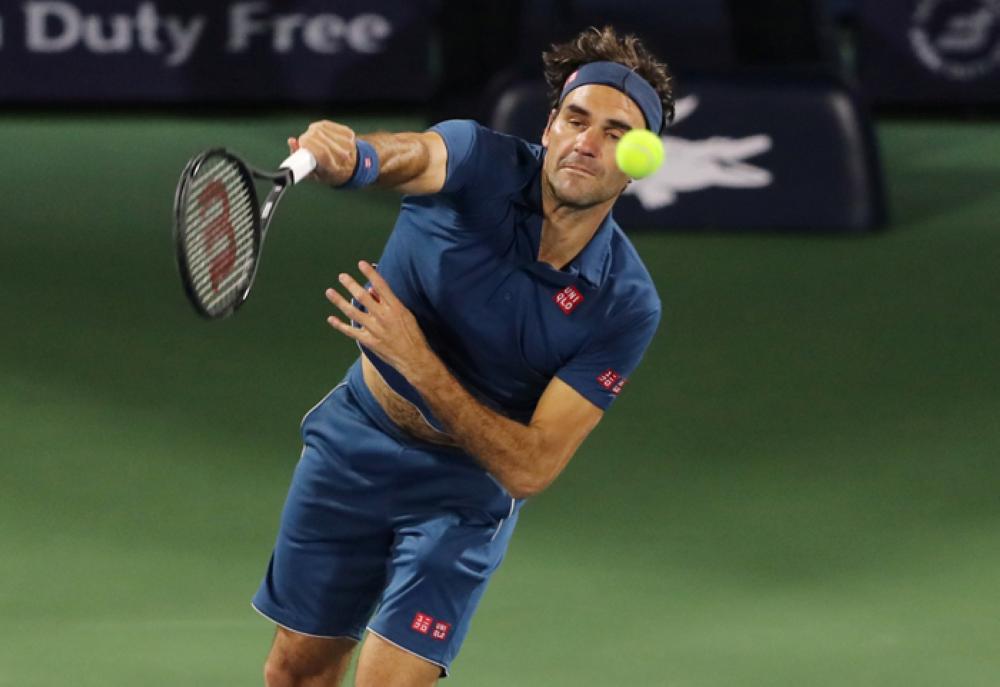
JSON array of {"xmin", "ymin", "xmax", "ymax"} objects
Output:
[
  {"xmin": 571, "ymin": 212, "xmax": 615, "ymax": 289},
  {"xmin": 516, "ymin": 152, "xmax": 616, "ymax": 290}
]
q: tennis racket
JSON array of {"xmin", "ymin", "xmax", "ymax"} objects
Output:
[{"xmin": 172, "ymin": 147, "xmax": 316, "ymax": 319}]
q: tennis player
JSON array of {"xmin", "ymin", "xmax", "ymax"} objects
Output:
[{"xmin": 253, "ymin": 26, "xmax": 674, "ymax": 687}]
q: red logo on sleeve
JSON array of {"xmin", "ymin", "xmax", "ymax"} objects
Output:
[
  {"xmin": 597, "ymin": 369, "xmax": 628, "ymax": 395},
  {"xmin": 554, "ymin": 285, "xmax": 584, "ymax": 315},
  {"xmin": 411, "ymin": 612, "xmax": 433, "ymax": 634}
]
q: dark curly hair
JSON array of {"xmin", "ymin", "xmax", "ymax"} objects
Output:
[{"xmin": 542, "ymin": 26, "xmax": 675, "ymax": 130}]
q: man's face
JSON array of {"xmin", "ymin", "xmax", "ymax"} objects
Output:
[{"xmin": 541, "ymin": 84, "xmax": 645, "ymax": 209}]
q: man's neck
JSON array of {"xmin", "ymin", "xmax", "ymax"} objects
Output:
[{"xmin": 537, "ymin": 179, "xmax": 616, "ymax": 271}]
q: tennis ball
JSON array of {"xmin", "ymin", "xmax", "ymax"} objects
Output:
[{"xmin": 615, "ymin": 129, "xmax": 664, "ymax": 179}]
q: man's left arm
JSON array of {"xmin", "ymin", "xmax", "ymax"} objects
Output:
[
  {"xmin": 412, "ymin": 362, "xmax": 604, "ymax": 499},
  {"xmin": 327, "ymin": 261, "xmax": 605, "ymax": 499}
]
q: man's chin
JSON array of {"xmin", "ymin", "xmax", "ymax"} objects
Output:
[{"xmin": 552, "ymin": 180, "xmax": 609, "ymax": 209}]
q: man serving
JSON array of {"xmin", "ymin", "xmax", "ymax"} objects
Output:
[{"xmin": 253, "ymin": 25, "xmax": 675, "ymax": 687}]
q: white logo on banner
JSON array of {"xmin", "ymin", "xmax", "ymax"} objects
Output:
[
  {"xmin": 25, "ymin": 2, "xmax": 205, "ymax": 65},
  {"xmin": 624, "ymin": 96, "xmax": 774, "ymax": 210},
  {"xmin": 17, "ymin": 1, "xmax": 393, "ymax": 66},
  {"xmin": 910, "ymin": 0, "xmax": 1000, "ymax": 80},
  {"xmin": 228, "ymin": 3, "xmax": 391, "ymax": 54}
]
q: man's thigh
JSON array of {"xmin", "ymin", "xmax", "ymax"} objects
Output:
[
  {"xmin": 366, "ymin": 493, "xmax": 521, "ymax": 677},
  {"xmin": 253, "ymin": 383, "xmax": 401, "ymax": 638}
]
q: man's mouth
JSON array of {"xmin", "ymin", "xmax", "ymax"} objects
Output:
[{"xmin": 560, "ymin": 161, "xmax": 597, "ymax": 177}]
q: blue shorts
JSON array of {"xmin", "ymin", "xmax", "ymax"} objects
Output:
[{"xmin": 252, "ymin": 359, "xmax": 521, "ymax": 675}]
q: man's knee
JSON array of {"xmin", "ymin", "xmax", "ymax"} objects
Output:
[
  {"xmin": 264, "ymin": 628, "xmax": 357, "ymax": 687},
  {"xmin": 264, "ymin": 652, "xmax": 316, "ymax": 687},
  {"xmin": 354, "ymin": 631, "xmax": 441, "ymax": 687},
  {"xmin": 263, "ymin": 653, "xmax": 298, "ymax": 687}
]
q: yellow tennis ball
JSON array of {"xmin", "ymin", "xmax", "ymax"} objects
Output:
[{"xmin": 615, "ymin": 129, "xmax": 664, "ymax": 179}]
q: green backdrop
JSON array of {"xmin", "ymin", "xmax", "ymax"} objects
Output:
[{"xmin": 1, "ymin": 114, "xmax": 998, "ymax": 686}]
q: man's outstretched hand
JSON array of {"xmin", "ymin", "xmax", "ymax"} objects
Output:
[{"xmin": 325, "ymin": 260, "xmax": 434, "ymax": 382}]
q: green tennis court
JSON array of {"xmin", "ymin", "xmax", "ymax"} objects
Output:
[{"xmin": 1, "ymin": 114, "xmax": 998, "ymax": 686}]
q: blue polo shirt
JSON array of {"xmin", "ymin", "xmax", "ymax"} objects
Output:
[{"xmin": 350, "ymin": 120, "xmax": 661, "ymax": 433}]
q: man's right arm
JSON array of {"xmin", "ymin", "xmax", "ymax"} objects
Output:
[{"xmin": 290, "ymin": 120, "xmax": 447, "ymax": 195}]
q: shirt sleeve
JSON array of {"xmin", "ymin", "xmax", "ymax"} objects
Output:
[
  {"xmin": 554, "ymin": 307, "xmax": 662, "ymax": 410},
  {"xmin": 429, "ymin": 119, "xmax": 538, "ymax": 200}
]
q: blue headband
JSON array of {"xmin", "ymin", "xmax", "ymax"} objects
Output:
[{"xmin": 558, "ymin": 61, "xmax": 664, "ymax": 134}]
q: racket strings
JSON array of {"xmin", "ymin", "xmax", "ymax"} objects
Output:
[
  {"xmin": 180, "ymin": 157, "xmax": 258, "ymax": 315},
  {"xmin": 183, "ymin": 160, "xmax": 246, "ymax": 223}
]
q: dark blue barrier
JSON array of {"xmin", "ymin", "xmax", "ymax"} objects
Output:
[
  {"xmin": 0, "ymin": 0, "xmax": 434, "ymax": 103},
  {"xmin": 859, "ymin": 0, "xmax": 1000, "ymax": 105},
  {"xmin": 518, "ymin": 0, "xmax": 737, "ymax": 74},
  {"xmin": 490, "ymin": 73, "xmax": 885, "ymax": 233}
]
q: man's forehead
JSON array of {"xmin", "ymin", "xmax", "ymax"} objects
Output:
[{"xmin": 560, "ymin": 84, "xmax": 645, "ymax": 129}]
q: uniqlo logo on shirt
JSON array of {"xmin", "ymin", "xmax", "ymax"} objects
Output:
[
  {"xmin": 597, "ymin": 368, "xmax": 627, "ymax": 395},
  {"xmin": 431, "ymin": 620, "xmax": 452, "ymax": 641},
  {"xmin": 554, "ymin": 285, "xmax": 584, "ymax": 314},
  {"xmin": 411, "ymin": 612, "xmax": 433, "ymax": 635}
]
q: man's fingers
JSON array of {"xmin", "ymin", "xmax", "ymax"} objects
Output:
[
  {"xmin": 296, "ymin": 121, "xmax": 356, "ymax": 184},
  {"xmin": 336, "ymin": 273, "xmax": 380, "ymax": 310},
  {"xmin": 326, "ymin": 315, "xmax": 367, "ymax": 342},
  {"xmin": 325, "ymin": 287, "xmax": 370, "ymax": 325},
  {"xmin": 357, "ymin": 261, "xmax": 395, "ymax": 305}
]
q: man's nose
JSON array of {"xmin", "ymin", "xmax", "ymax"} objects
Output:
[{"xmin": 573, "ymin": 127, "xmax": 601, "ymax": 157}]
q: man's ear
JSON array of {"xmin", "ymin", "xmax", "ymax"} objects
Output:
[{"xmin": 541, "ymin": 109, "xmax": 557, "ymax": 147}]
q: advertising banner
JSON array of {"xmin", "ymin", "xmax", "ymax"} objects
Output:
[
  {"xmin": 859, "ymin": 0, "xmax": 1000, "ymax": 104},
  {"xmin": 0, "ymin": 0, "xmax": 434, "ymax": 103},
  {"xmin": 616, "ymin": 78, "xmax": 884, "ymax": 232},
  {"xmin": 490, "ymin": 76, "xmax": 885, "ymax": 233}
]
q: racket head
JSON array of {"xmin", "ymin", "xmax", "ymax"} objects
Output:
[{"xmin": 173, "ymin": 149, "xmax": 262, "ymax": 319}]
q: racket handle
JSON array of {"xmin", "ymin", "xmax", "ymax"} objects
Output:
[{"xmin": 280, "ymin": 148, "xmax": 318, "ymax": 185}]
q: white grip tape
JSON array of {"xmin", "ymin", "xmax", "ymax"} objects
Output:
[{"xmin": 279, "ymin": 148, "xmax": 318, "ymax": 185}]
